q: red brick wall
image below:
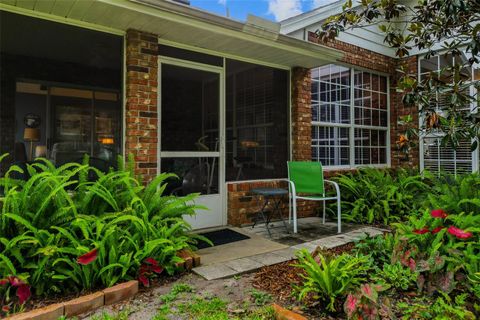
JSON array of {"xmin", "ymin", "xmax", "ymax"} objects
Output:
[
  {"xmin": 291, "ymin": 67, "xmax": 313, "ymax": 161},
  {"xmin": 390, "ymin": 56, "xmax": 419, "ymax": 168},
  {"xmin": 308, "ymin": 32, "xmax": 396, "ymax": 74},
  {"xmin": 125, "ymin": 30, "xmax": 159, "ymax": 183},
  {"xmin": 308, "ymin": 32, "xmax": 420, "ymax": 169}
]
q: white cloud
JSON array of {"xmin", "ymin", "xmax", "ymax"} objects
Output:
[
  {"xmin": 267, "ymin": 0, "xmax": 303, "ymax": 21},
  {"xmin": 218, "ymin": 0, "xmax": 226, "ymax": 5},
  {"xmin": 312, "ymin": 0, "xmax": 337, "ymax": 9}
]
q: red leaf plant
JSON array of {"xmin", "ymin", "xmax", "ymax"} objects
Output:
[
  {"xmin": 431, "ymin": 226, "xmax": 444, "ymax": 234},
  {"xmin": 447, "ymin": 226, "xmax": 473, "ymax": 239},
  {"xmin": 138, "ymin": 258, "xmax": 164, "ymax": 287},
  {"xmin": 77, "ymin": 248, "xmax": 98, "ymax": 265},
  {"xmin": 344, "ymin": 294, "xmax": 358, "ymax": 318},
  {"xmin": 430, "ymin": 209, "xmax": 447, "ymax": 219},
  {"xmin": 344, "ymin": 284, "xmax": 392, "ymax": 320},
  {"xmin": 413, "ymin": 228, "xmax": 429, "ymax": 235},
  {"xmin": 0, "ymin": 276, "xmax": 32, "ymax": 307}
]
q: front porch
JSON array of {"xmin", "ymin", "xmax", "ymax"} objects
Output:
[{"xmin": 193, "ymin": 217, "xmax": 386, "ymax": 280}]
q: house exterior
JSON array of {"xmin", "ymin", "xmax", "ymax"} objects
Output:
[
  {"xmin": 280, "ymin": 0, "xmax": 479, "ymax": 176},
  {"xmin": 0, "ymin": 0, "xmax": 477, "ymax": 231}
]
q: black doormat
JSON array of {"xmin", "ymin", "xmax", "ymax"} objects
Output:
[{"xmin": 196, "ymin": 228, "xmax": 250, "ymax": 249}]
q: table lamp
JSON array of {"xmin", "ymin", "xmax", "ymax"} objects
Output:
[{"xmin": 24, "ymin": 128, "xmax": 40, "ymax": 161}]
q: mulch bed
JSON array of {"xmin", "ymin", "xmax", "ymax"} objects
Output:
[{"xmin": 252, "ymin": 242, "xmax": 355, "ymax": 319}]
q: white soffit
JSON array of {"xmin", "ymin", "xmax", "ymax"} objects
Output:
[{"xmin": 0, "ymin": 0, "xmax": 344, "ymax": 68}]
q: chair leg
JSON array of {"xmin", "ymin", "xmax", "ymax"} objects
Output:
[
  {"xmin": 288, "ymin": 193, "xmax": 292, "ymax": 224},
  {"xmin": 337, "ymin": 195, "xmax": 341, "ymax": 234},
  {"xmin": 322, "ymin": 200, "xmax": 326, "ymax": 224},
  {"xmin": 293, "ymin": 196, "xmax": 298, "ymax": 234}
]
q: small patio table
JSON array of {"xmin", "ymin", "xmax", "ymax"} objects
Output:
[{"xmin": 250, "ymin": 187, "xmax": 289, "ymax": 237}]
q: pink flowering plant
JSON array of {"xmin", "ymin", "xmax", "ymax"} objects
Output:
[
  {"xmin": 344, "ymin": 284, "xmax": 393, "ymax": 320},
  {"xmin": 392, "ymin": 208, "xmax": 479, "ymax": 295}
]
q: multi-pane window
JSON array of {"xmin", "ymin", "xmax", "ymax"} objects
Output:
[
  {"xmin": 419, "ymin": 53, "xmax": 479, "ymax": 175},
  {"xmin": 311, "ymin": 64, "xmax": 389, "ymax": 168}
]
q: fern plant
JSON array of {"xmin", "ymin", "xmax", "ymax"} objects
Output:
[
  {"xmin": 0, "ymin": 154, "xmax": 203, "ymax": 297},
  {"xmin": 294, "ymin": 249, "xmax": 372, "ymax": 312},
  {"xmin": 426, "ymin": 173, "xmax": 480, "ymax": 216},
  {"xmin": 332, "ymin": 168, "xmax": 431, "ymax": 225}
]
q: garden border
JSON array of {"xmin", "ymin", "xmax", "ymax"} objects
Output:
[{"xmin": 6, "ymin": 250, "xmax": 200, "ymax": 320}]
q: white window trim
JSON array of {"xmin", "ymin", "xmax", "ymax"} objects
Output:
[
  {"xmin": 417, "ymin": 54, "xmax": 480, "ymax": 175},
  {"xmin": 311, "ymin": 65, "xmax": 391, "ymax": 169}
]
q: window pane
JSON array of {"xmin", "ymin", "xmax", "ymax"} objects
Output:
[
  {"xmin": 312, "ymin": 64, "xmax": 350, "ymax": 125},
  {"xmin": 311, "ymin": 126, "xmax": 350, "ymax": 166},
  {"xmin": 422, "ymin": 136, "xmax": 472, "ymax": 175},
  {"xmin": 354, "ymin": 128, "xmax": 387, "ymax": 165}
]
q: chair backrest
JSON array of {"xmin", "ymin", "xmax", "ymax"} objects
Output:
[{"xmin": 287, "ymin": 161, "xmax": 325, "ymax": 195}]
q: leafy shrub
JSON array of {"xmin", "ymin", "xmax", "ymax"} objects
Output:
[
  {"xmin": 0, "ymin": 154, "xmax": 202, "ymax": 299},
  {"xmin": 426, "ymin": 173, "xmax": 480, "ymax": 216},
  {"xmin": 392, "ymin": 208, "xmax": 479, "ymax": 295},
  {"xmin": 396, "ymin": 293, "xmax": 475, "ymax": 320},
  {"xmin": 294, "ymin": 249, "xmax": 372, "ymax": 312},
  {"xmin": 352, "ymin": 233, "xmax": 395, "ymax": 267},
  {"xmin": 373, "ymin": 262, "xmax": 417, "ymax": 291},
  {"xmin": 333, "ymin": 168, "xmax": 430, "ymax": 225}
]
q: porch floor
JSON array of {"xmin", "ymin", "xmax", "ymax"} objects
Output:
[
  {"xmin": 193, "ymin": 218, "xmax": 387, "ymax": 280},
  {"xmin": 243, "ymin": 216, "xmax": 362, "ymax": 246}
]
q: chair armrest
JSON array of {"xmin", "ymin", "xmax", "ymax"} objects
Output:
[
  {"xmin": 324, "ymin": 179, "xmax": 340, "ymax": 196},
  {"xmin": 286, "ymin": 179, "xmax": 297, "ymax": 196}
]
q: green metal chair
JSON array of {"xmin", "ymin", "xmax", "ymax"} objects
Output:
[{"xmin": 287, "ymin": 161, "xmax": 341, "ymax": 234}]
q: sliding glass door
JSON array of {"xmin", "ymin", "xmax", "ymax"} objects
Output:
[{"xmin": 49, "ymin": 86, "xmax": 121, "ymax": 170}]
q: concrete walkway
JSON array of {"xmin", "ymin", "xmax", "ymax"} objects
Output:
[{"xmin": 193, "ymin": 226, "xmax": 386, "ymax": 280}]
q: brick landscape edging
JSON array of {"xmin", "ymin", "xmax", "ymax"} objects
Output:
[
  {"xmin": 7, "ymin": 281, "xmax": 138, "ymax": 320},
  {"xmin": 7, "ymin": 250, "xmax": 201, "ymax": 320},
  {"xmin": 273, "ymin": 303, "xmax": 308, "ymax": 320}
]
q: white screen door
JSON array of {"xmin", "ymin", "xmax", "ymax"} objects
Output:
[{"xmin": 159, "ymin": 58, "xmax": 225, "ymax": 229}]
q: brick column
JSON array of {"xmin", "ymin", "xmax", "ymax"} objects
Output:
[
  {"xmin": 125, "ymin": 29, "xmax": 159, "ymax": 183},
  {"xmin": 390, "ymin": 56, "xmax": 420, "ymax": 169},
  {"xmin": 291, "ymin": 67, "xmax": 312, "ymax": 161}
]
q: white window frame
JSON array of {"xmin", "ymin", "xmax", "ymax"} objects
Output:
[
  {"xmin": 311, "ymin": 65, "xmax": 391, "ymax": 170},
  {"xmin": 418, "ymin": 54, "xmax": 480, "ymax": 175}
]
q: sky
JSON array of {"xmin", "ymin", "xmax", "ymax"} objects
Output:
[{"xmin": 189, "ymin": 0, "xmax": 338, "ymax": 22}]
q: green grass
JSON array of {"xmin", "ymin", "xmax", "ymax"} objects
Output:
[{"xmin": 153, "ymin": 284, "xmax": 275, "ymax": 320}]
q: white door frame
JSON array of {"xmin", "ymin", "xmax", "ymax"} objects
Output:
[{"xmin": 158, "ymin": 56, "xmax": 226, "ymax": 228}]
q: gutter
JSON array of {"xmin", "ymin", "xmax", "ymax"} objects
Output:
[{"xmin": 120, "ymin": 0, "xmax": 344, "ymax": 62}]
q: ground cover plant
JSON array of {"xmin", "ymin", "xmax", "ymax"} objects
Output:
[
  {"xmin": 332, "ymin": 168, "xmax": 480, "ymax": 227},
  {"xmin": 0, "ymin": 154, "xmax": 204, "ymax": 317},
  {"xmin": 331, "ymin": 168, "xmax": 432, "ymax": 225}
]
